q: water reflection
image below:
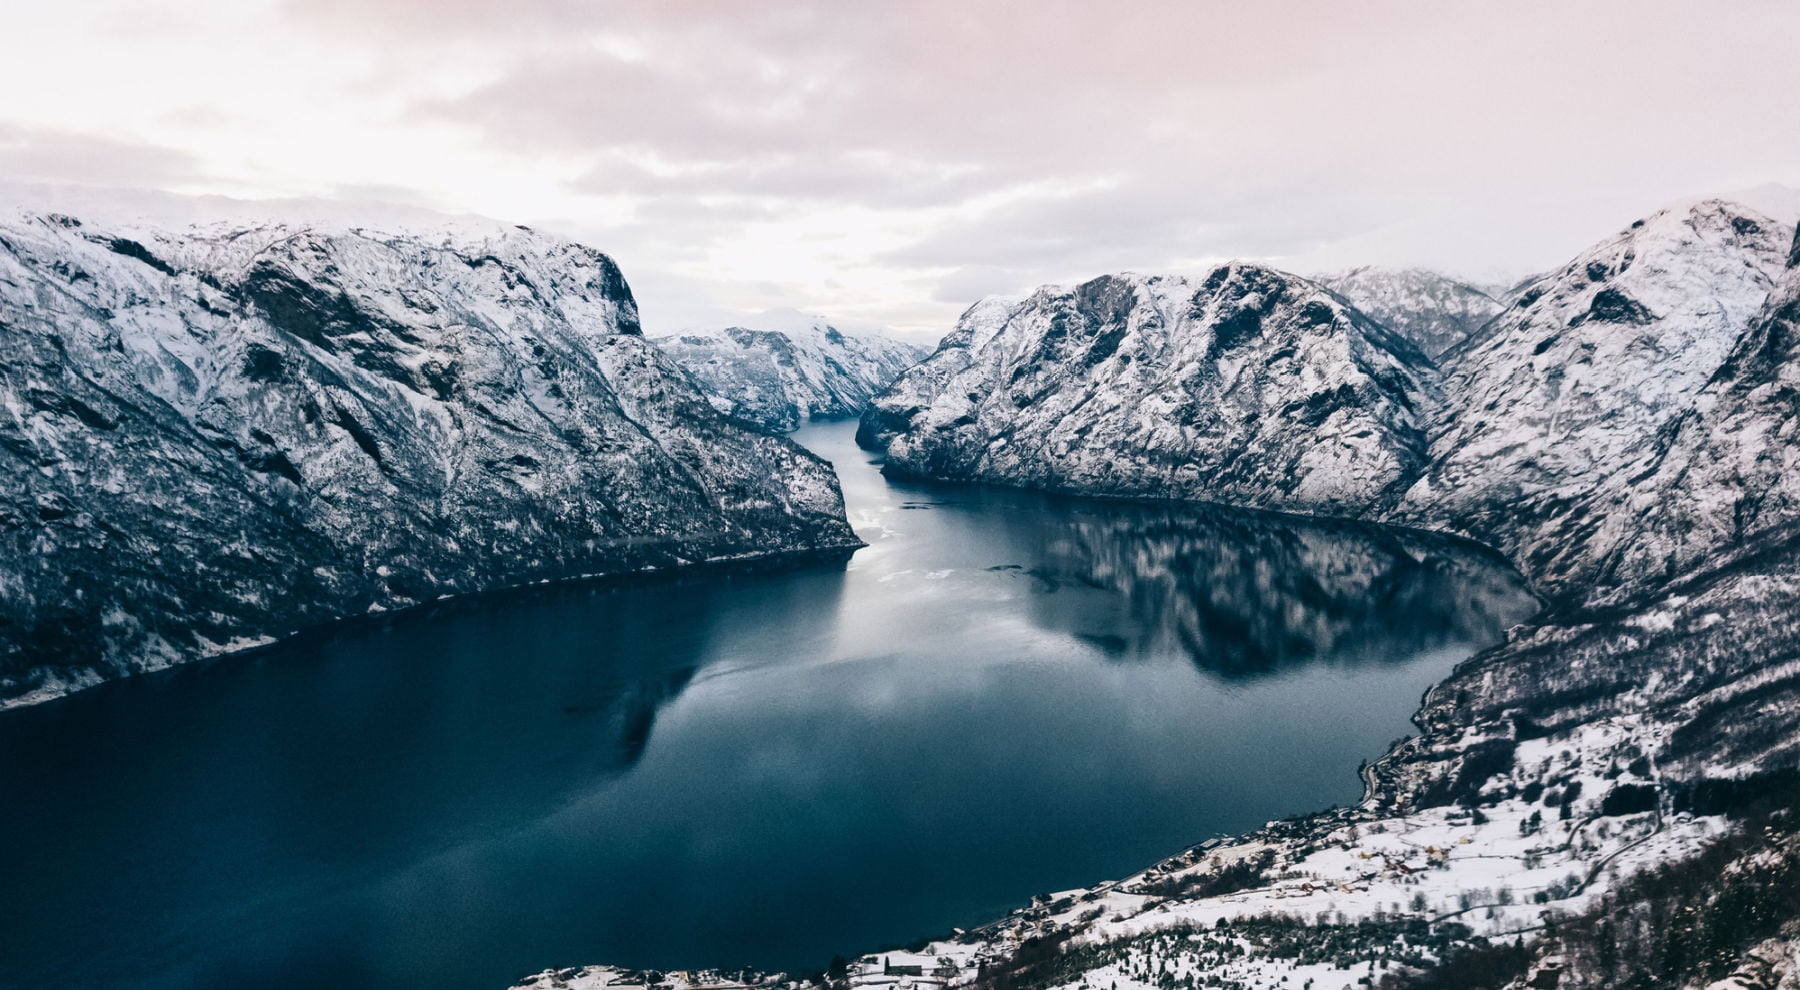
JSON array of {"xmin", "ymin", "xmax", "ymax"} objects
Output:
[
  {"xmin": 999, "ymin": 500, "xmax": 1534, "ymax": 676},
  {"xmin": 0, "ymin": 560, "xmax": 852, "ymax": 989}
]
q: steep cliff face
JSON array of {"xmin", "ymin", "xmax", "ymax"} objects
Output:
[
  {"xmin": 653, "ymin": 324, "xmax": 925, "ymax": 432},
  {"xmin": 1554, "ymin": 253, "xmax": 1800, "ymax": 605},
  {"xmin": 859, "ymin": 266, "xmax": 1436, "ymax": 516},
  {"xmin": 1318, "ymin": 266, "xmax": 1505, "ymax": 360},
  {"xmin": 1324, "ymin": 213, "xmax": 1800, "ymax": 811},
  {"xmin": 0, "ymin": 207, "xmax": 859, "ymax": 707},
  {"xmin": 1384, "ymin": 237, "xmax": 1800, "ymax": 799},
  {"xmin": 1392, "ymin": 200, "xmax": 1791, "ymax": 595},
  {"xmin": 857, "ymin": 201, "xmax": 1799, "ymax": 797}
]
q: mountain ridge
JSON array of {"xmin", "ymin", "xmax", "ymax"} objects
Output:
[
  {"xmin": 0, "ymin": 205, "xmax": 861, "ymax": 707},
  {"xmin": 1316, "ymin": 265, "xmax": 1505, "ymax": 360},
  {"xmin": 859, "ymin": 265, "xmax": 1435, "ymax": 517},
  {"xmin": 653, "ymin": 322, "xmax": 925, "ymax": 432}
]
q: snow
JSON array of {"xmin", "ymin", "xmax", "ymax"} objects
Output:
[
  {"xmin": 861, "ymin": 266, "xmax": 1434, "ymax": 517},
  {"xmin": 11, "ymin": 181, "xmax": 1800, "ymax": 987},
  {"xmin": 1315, "ymin": 266, "xmax": 1505, "ymax": 360},
  {"xmin": 0, "ymin": 189, "xmax": 860, "ymax": 707},
  {"xmin": 525, "ymin": 195, "xmax": 1800, "ymax": 989},
  {"xmin": 653, "ymin": 322, "xmax": 926, "ymax": 432},
  {"xmin": 1392, "ymin": 198, "xmax": 1790, "ymax": 602}
]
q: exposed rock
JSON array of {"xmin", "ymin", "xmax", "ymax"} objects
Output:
[
  {"xmin": 1379, "ymin": 231, "xmax": 1800, "ymax": 805},
  {"xmin": 1392, "ymin": 200, "xmax": 1791, "ymax": 598},
  {"xmin": 1554, "ymin": 252, "xmax": 1800, "ymax": 605},
  {"xmin": 859, "ymin": 266, "xmax": 1435, "ymax": 516},
  {"xmin": 0, "ymin": 206, "xmax": 860, "ymax": 707},
  {"xmin": 816, "ymin": 200, "xmax": 1800, "ymax": 990},
  {"xmin": 1701, "ymin": 935, "xmax": 1800, "ymax": 990}
]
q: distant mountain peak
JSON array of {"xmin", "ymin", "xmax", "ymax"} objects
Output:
[
  {"xmin": 860, "ymin": 262, "xmax": 1434, "ymax": 516},
  {"xmin": 655, "ymin": 324, "xmax": 927, "ymax": 432},
  {"xmin": 1392, "ymin": 196, "xmax": 1792, "ymax": 594},
  {"xmin": 1316, "ymin": 266, "xmax": 1505, "ymax": 360}
]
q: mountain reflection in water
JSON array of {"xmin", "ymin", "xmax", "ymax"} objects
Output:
[{"xmin": 1000, "ymin": 500, "xmax": 1531, "ymax": 677}]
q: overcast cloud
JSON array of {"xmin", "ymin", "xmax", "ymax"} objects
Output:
[{"xmin": 0, "ymin": 0, "xmax": 1796, "ymax": 338}]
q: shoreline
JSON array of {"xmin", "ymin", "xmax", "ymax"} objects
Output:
[{"xmin": 0, "ymin": 538, "xmax": 864, "ymax": 714}]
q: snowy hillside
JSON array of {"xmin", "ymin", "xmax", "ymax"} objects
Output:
[
  {"xmin": 1317, "ymin": 266, "xmax": 1505, "ymax": 360},
  {"xmin": 858, "ymin": 267, "xmax": 1435, "ymax": 516},
  {"xmin": 653, "ymin": 323, "xmax": 925, "ymax": 432},
  {"xmin": 1390, "ymin": 240, "xmax": 1800, "ymax": 787},
  {"xmin": 1392, "ymin": 199, "xmax": 1791, "ymax": 596},
  {"xmin": 1586, "ymin": 253, "xmax": 1800, "ymax": 599},
  {"xmin": 0, "ymin": 202, "xmax": 860, "ymax": 707}
]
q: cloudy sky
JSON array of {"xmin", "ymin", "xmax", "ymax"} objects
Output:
[{"xmin": 2, "ymin": 1, "xmax": 1797, "ymax": 338}]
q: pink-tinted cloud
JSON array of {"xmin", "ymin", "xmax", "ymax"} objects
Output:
[
  {"xmin": 6, "ymin": 1, "xmax": 1796, "ymax": 333},
  {"xmin": 0, "ymin": 124, "xmax": 206, "ymax": 188}
]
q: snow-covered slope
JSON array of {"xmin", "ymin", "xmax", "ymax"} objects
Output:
[
  {"xmin": 1392, "ymin": 200, "xmax": 1791, "ymax": 597},
  {"xmin": 858, "ymin": 266, "xmax": 1435, "ymax": 516},
  {"xmin": 1385, "ymin": 235, "xmax": 1800, "ymax": 777},
  {"xmin": 0, "ymin": 205, "xmax": 860, "ymax": 707},
  {"xmin": 1369, "ymin": 234, "xmax": 1800, "ymax": 881},
  {"xmin": 1498, "ymin": 244, "xmax": 1800, "ymax": 613},
  {"xmin": 1317, "ymin": 266, "xmax": 1505, "ymax": 360},
  {"xmin": 653, "ymin": 323, "xmax": 925, "ymax": 432}
]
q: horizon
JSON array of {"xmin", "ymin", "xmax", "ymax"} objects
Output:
[{"xmin": 5, "ymin": 177, "xmax": 1793, "ymax": 346}]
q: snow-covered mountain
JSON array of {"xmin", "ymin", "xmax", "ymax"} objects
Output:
[
  {"xmin": 1580, "ymin": 252, "xmax": 1800, "ymax": 602},
  {"xmin": 653, "ymin": 323, "xmax": 926, "ymax": 432},
  {"xmin": 0, "ymin": 205, "xmax": 860, "ymax": 707},
  {"xmin": 1392, "ymin": 199, "xmax": 1792, "ymax": 596},
  {"xmin": 858, "ymin": 266, "xmax": 1435, "ymax": 516},
  {"xmin": 1317, "ymin": 266, "xmax": 1505, "ymax": 360},
  {"xmin": 1326, "ymin": 233, "xmax": 1800, "ymax": 990},
  {"xmin": 1396, "ymin": 246, "xmax": 1800, "ymax": 776}
]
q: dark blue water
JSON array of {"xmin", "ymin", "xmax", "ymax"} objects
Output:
[{"xmin": 0, "ymin": 421, "xmax": 1536, "ymax": 990}]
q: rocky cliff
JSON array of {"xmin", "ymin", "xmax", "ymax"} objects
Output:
[
  {"xmin": 1392, "ymin": 200, "xmax": 1792, "ymax": 598},
  {"xmin": 764, "ymin": 201, "xmax": 1800, "ymax": 990},
  {"xmin": 0, "ymin": 206, "xmax": 860, "ymax": 707},
  {"xmin": 1386, "ymin": 230, "xmax": 1800, "ymax": 794}
]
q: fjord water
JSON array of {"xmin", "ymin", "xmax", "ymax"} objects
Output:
[{"xmin": 0, "ymin": 421, "xmax": 1536, "ymax": 990}]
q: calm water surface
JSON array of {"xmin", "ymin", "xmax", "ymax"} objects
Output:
[{"xmin": 0, "ymin": 421, "xmax": 1536, "ymax": 990}]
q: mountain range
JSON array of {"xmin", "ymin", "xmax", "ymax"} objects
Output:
[
  {"xmin": 842, "ymin": 197, "xmax": 1800, "ymax": 990},
  {"xmin": 653, "ymin": 321, "xmax": 925, "ymax": 432}
]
